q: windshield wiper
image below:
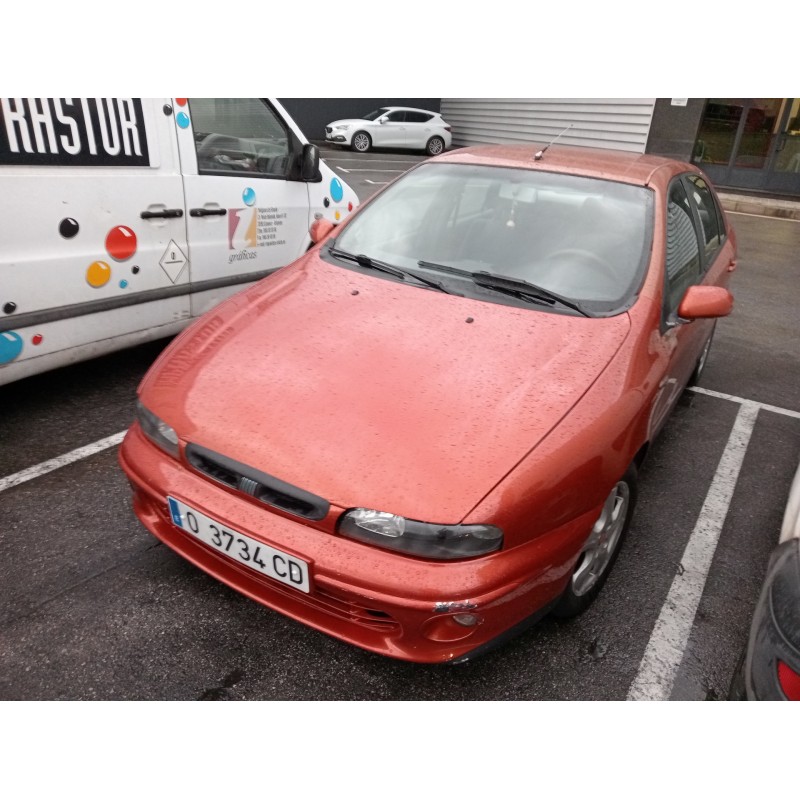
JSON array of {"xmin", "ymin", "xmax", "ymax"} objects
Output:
[
  {"xmin": 471, "ymin": 271, "xmax": 590, "ymax": 317},
  {"xmin": 329, "ymin": 247, "xmax": 453, "ymax": 294}
]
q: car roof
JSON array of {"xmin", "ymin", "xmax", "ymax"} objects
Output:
[
  {"xmin": 432, "ymin": 143, "xmax": 691, "ymax": 186},
  {"xmin": 381, "ymin": 106, "xmax": 440, "ymax": 114}
]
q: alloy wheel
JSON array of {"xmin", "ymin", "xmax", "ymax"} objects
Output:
[{"xmin": 571, "ymin": 481, "xmax": 631, "ymax": 597}]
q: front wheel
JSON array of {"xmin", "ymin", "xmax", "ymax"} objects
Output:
[
  {"xmin": 426, "ymin": 136, "xmax": 445, "ymax": 156},
  {"xmin": 351, "ymin": 131, "xmax": 371, "ymax": 153},
  {"xmin": 552, "ymin": 464, "xmax": 638, "ymax": 618}
]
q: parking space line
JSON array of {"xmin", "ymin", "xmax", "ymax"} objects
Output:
[
  {"xmin": 0, "ymin": 431, "xmax": 126, "ymax": 493},
  {"xmin": 323, "ymin": 159, "xmax": 420, "ymax": 164},
  {"xmin": 334, "ymin": 168, "xmax": 406, "ymax": 173},
  {"xmin": 688, "ymin": 386, "xmax": 800, "ymax": 419},
  {"xmin": 627, "ymin": 401, "xmax": 760, "ymax": 701}
]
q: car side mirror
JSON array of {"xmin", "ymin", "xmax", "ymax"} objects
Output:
[
  {"xmin": 300, "ymin": 143, "xmax": 319, "ymax": 181},
  {"xmin": 677, "ymin": 285, "xmax": 734, "ymax": 320},
  {"xmin": 309, "ymin": 216, "xmax": 335, "ymax": 245},
  {"xmin": 379, "ymin": 117, "xmax": 387, "ymax": 124}
]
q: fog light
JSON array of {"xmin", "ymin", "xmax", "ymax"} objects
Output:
[{"xmin": 453, "ymin": 613, "xmax": 482, "ymax": 627}]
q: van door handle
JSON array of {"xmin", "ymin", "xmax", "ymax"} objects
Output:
[
  {"xmin": 141, "ymin": 208, "xmax": 184, "ymax": 219},
  {"xmin": 190, "ymin": 208, "xmax": 228, "ymax": 217}
]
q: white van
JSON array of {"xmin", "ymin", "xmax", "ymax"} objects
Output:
[{"xmin": 0, "ymin": 98, "xmax": 358, "ymax": 385}]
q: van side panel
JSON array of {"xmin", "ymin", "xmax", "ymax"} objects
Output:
[{"xmin": 0, "ymin": 98, "xmax": 190, "ymax": 384}]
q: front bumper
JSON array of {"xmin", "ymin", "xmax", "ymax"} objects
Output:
[
  {"xmin": 119, "ymin": 424, "xmax": 595, "ymax": 663},
  {"xmin": 325, "ymin": 132, "xmax": 349, "ymax": 144}
]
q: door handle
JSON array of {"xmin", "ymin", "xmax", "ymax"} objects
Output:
[
  {"xmin": 141, "ymin": 208, "xmax": 184, "ymax": 219},
  {"xmin": 190, "ymin": 208, "xmax": 228, "ymax": 217},
  {"xmin": 727, "ymin": 259, "xmax": 737, "ymax": 273}
]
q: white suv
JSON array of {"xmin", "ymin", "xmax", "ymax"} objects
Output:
[{"xmin": 325, "ymin": 106, "xmax": 452, "ymax": 156}]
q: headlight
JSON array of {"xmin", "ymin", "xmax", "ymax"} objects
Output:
[
  {"xmin": 338, "ymin": 508, "xmax": 503, "ymax": 560},
  {"xmin": 333, "ymin": 124, "xmax": 351, "ymax": 131},
  {"xmin": 136, "ymin": 401, "xmax": 179, "ymax": 458}
]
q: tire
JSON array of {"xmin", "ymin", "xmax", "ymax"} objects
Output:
[
  {"xmin": 690, "ymin": 321, "xmax": 716, "ymax": 385},
  {"xmin": 426, "ymin": 136, "xmax": 445, "ymax": 156},
  {"xmin": 552, "ymin": 464, "xmax": 638, "ymax": 618},
  {"xmin": 351, "ymin": 131, "xmax": 371, "ymax": 153}
]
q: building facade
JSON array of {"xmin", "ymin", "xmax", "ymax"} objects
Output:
[{"xmin": 441, "ymin": 98, "xmax": 800, "ymax": 198}]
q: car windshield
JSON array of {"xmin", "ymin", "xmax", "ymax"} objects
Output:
[
  {"xmin": 333, "ymin": 162, "xmax": 654, "ymax": 314},
  {"xmin": 363, "ymin": 108, "xmax": 389, "ymax": 121}
]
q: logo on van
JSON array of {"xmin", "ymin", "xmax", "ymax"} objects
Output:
[{"xmin": 0, "ymin": 98, "xmax": 150, "ymax": 167}]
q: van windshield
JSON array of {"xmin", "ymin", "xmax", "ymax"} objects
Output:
[{"xmin": 332, "ymin": 162, "xmax": 654, "ymax": 315}]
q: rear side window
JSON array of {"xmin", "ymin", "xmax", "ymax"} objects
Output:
[
  {"xmin": 405, "ymin": 112, "xmax": 434, "ymax": 123},
  {"xmin": 188, "ymin": 98, "xmax": 291, "ymax": 177},
  {"xmin": 686, "ymin": 174, "xmax": 724, "ymax": 265},
  {"xmin": 665, "ymin": 180, "xmax": 701, "ymax": 315}
]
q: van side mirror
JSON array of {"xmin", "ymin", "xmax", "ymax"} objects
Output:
[
  {"xmin": 677, "ymin": 285, "xmax": 734, "ymax": 320},
  {"xmin": 301, "ymin": 143, "xmax": 319, "ymax": 181}
]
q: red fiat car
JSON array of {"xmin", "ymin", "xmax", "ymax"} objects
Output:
[{"xmin": 119, "ymin": 144, "xmax": 736, "ymax": 663}]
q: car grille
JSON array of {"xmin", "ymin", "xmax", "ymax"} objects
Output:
[{"xmin": 185, "ymin": 443, "xmax": 330, "ymax": 521}]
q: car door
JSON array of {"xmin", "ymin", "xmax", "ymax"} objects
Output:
[
  {"xmin": 404, "ymin": 111, "xmax": 434, "ymax": 148},
  {"xmin": 649, "ymin": 174, "xmax": 735, "ymax": 434},
  {"xmin": 177, "ymin": 98, "xmax": 312, "ymax": 318},
  {"xmin": 373, "ymin": 110, "xmax": 407, "ymax": 148}
]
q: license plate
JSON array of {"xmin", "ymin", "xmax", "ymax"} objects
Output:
[{"xmin": 167, "ymin": 497, "xmax": 310, "ymax": 593}]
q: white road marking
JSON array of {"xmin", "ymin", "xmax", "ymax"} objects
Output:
[
  {"xmin": 627, "ymin": 401, "xmax": 760, "ymax": 701},
  {"xmin": 0, "ymin": 431, "xmax": 126, "ymax": 493},
  {"xmin": 688, "ymin": 385, "xmax": 800, "ymax": 419},
  {"xmin": 333, "ymin": 168, "xmax": 406, "ymax": 173},
  {"xmin": 365, "ymin": 180, "xmax": 389, "ymax": 185},
  {"xmin": 321, "ymin": 157, "xmax": 420, "ymax": 164}
]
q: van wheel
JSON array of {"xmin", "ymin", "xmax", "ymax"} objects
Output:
[
  {"xmin": 351, "ymin": 132, "xmax": 371, "ymax": 153},
  {"xmin": 426, "ymin": 136, "xmax": 445, "ymax": 156},
  {"xmin": 552, "ymin": 464, "xmax": 637, "ymax": 618}
]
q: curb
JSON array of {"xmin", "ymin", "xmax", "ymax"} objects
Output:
[{"xmin": 718, "ymin": 193, "xmax": 800, "ymax": 221}]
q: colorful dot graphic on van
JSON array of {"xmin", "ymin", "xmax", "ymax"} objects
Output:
[
  {"xmin": 106, "ymin": 226, "xmax": 137, "ymax": 261},
  {"xmin": 175, "ymin": 98, "xmax": 187, "ymax": 107},
  {"xmin": 119, "ymin": 280, "xmax": 129, "ymax": 289},
  {"xmin": 335, "ymin": 211, "xmax": 341, "ymax": 221},
  {"xmin": 32, "ymin": 334, "xmax": 43, "ymax": 345},
  {"xmin": 59, "ymin": 218, "xmax": 80, "ymax": 238},
  {"xmin": 243, "ymin": 187, "xmax": 256, "ymax": 206},
  {"xmin": 330, "ymin": 178, "xmax": 344, "ymax": 203},
  {"xmin": 177, "ymin": 112, "xmax": 190, "ymax": 129},
  {"xmin": 0, "ymin": 331, "xmax": 23, "ymax": 364},
  {"xmin": 86, "ymin": 261, "xmax": 112, "ymax": 288}
]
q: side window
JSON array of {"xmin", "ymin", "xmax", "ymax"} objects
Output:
[
  {"xmin": 687, "ymin": 175, "xmax": 724, "ymax": 266},
  {"xmin": 188, "ymin": 98, "xmax": 291, "ymax": 177},
  {"xmin": 383, "ymin": 111, "xmax": 406, "ymax": 122},
  {"xmin": 665, "ymin": 180, "xmax": 701, "ymax": 317},
  {"xmin": 406, "ymin": 112, "xmax": 433, "ymax": 123}
]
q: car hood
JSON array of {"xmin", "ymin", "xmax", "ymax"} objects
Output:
[
  {"xmin": 327, "ymin": 118, "xmax": 374, "ymax": 127},
  {"xmin": 141, "ymin": 257, "xmax": 631, "ymax": 523}
]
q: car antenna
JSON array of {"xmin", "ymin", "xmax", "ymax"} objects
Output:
[{"xmin": 534, "ymin": 125, "xmax": 572, "ymax": 161}]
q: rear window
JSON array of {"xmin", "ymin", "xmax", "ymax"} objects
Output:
[{"xmin": 334, "ymin": 162, "xmax": 654, "ymax": 315}]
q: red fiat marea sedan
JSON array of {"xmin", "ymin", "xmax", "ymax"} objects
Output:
[{"xmin": 120, "ymin": 144, "xmax": 736, "ymax": 663}]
